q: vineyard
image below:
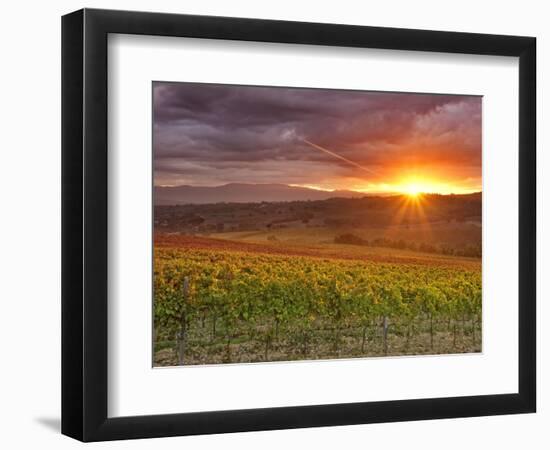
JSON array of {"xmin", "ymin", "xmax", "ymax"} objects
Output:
[{"xmin": 154, "ymin": 242, "xmax": 481, "ymax": 366}]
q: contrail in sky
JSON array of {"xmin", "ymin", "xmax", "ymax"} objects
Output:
[{"xmin": 301, "ymin": 139, "xmax": 377, "ymax": 175}]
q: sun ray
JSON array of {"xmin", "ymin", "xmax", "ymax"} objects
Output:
[{"xmin": 383, "ymin": 192, "xmax": 433, "ymax": 244}]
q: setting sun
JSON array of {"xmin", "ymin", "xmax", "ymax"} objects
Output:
[{"xmin": 403, "ymin": 184, "xmax": 423, "ymax": 197}]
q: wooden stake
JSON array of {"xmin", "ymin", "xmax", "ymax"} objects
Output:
[{"xmin": 177, "ymin": 276, "xmax": 190, "ymax": 365}]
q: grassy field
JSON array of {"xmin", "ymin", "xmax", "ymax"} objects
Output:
[
  {"xmin": 208, "ymin": 225, "xmax": 482, "ymax": 267},
  {"xmin": 212, "ymin": 220, "xmax": 481, "ymax": 248}
]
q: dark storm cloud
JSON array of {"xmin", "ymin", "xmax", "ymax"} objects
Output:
[{"xmin": 153, "ymin": 82, "xmax": 481, "ymax": 187}]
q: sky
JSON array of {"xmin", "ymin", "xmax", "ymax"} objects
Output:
[{"xmin": 153, "ymin": 82, "xmax": 482, "ymax": 195}]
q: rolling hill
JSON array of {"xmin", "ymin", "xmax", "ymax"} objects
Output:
[{"xmin": 154, "ymin": 183, "xmax": 364, "ymax": 205}]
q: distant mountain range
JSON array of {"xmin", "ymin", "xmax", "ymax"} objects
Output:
[{"xmin": 154, "ymin": 183, "xmax": 365, "ymax": 205}]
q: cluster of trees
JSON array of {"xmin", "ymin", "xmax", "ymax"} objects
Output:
[{"xmin": 334, "ymin": 233, "xmax": 481, "ymax": 258}]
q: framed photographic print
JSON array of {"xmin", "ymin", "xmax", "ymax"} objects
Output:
[{"xmin": 61, "ymin": 8, "xmax": 536, "ymax": 442}]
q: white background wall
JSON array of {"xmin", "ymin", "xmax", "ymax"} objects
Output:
[{"xmin": 0, "ymin": 0, "xmax": 546, "ymax": 448}]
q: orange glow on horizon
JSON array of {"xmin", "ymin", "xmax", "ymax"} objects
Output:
[
  {"xmin": 290, "ymin": 174, "xmax": 480, "ymax": 197},
  {"xmin": 388, "ymin": 175, "xmax": 475, "ymax": 196}
]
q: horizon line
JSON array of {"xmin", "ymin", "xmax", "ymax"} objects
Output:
[{"xmin": 154, "ymin": 182, "xmax": 482, "ymax": 197}]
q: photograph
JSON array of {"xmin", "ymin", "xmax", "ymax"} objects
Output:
[{"xmin": 152, "ymin": 82, "xmax": 482, "ymax": 366}]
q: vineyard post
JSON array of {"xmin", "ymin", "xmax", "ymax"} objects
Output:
[
  {"xmin": 472, "ymin": 315, "xmax": 477, "ymax": 347},
  {"xmin": 153, "ymin": 325, "xmax": 158, "ymax": 364},
  {"xmin": 177, "ymin": 276, "xmax": 190, "ymax": 365},
  {"xmin": 264, "ymin": 334, "xmax": 270, "ymax": 360},
  {"xmin": 405, "ymin": 319, "xmax": 413, "ymax": 349},
  {"xmin": 382, "ymin": 316, "xmax": 389, "ymax": 355},
  {"xmin": 430, "ymin": 313, "xmax": 434, "ymax": 350},
  {"xmin": 453, "ymin": 320, "xmax": 457, "ymax": 348},
  {"xmin": 211, "ymin": 311, "xmax": 217, "ymax": 340},
  {"xmin": 361, "ymin": 323, "xmax": 368, "ymax": 353}
]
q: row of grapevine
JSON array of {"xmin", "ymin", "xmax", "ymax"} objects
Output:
[{"xmin": 154, "ymin": 247, "xmax": 481, "ymax": 364}]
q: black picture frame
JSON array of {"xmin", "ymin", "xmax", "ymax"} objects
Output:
[{"xmin": 61, "ymin": 8, "xmax": 536, "ymax": 442}]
